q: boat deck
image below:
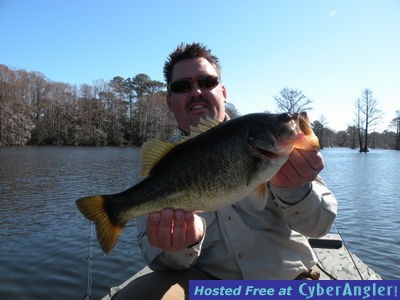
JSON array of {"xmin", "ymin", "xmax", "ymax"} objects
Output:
[
  {"xmin": 312, "ymin": 233, "xmax": 381, "ymax": 280},
  {"xmin": 101, "ymin": 233, "xmax": 381, "ymax": 299}
]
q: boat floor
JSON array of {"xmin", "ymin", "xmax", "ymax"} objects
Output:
[
  {"xmin": 312, "ymin": 233, "xmax": 381, "ymax": 280},
  {"xmin": 101, "ymin": 233, "xmax": 381, "ymax": 299}
]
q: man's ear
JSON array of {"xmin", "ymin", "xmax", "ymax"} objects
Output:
[{"xmin": 221, "ymin": 84, "xmax": 227, "ymax": 103}]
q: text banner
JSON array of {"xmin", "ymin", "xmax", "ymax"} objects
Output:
[{"xmin": 190, "ymin": 280, "xmax": 399, "ymax": 299}]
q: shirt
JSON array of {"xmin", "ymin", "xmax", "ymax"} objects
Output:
[{"xmin": 136, "ymin": 177, "xmax": 337, "ymax": 279}]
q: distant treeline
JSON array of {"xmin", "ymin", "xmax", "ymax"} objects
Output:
[
  {"xmin": 0, "ymin": 65, "xmax": 178, "ymax": 146},
  {"xmin": 0, "ymin": 64, "xmax": 399, "ymax": 150},
  {"xmin": 311, "ymin": 123, "xmax": 398, "ymax": 150}
]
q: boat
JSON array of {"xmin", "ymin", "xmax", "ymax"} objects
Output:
[{"xmin": 100, "ymin": 231, "xmax": 381, "ymax": 299}]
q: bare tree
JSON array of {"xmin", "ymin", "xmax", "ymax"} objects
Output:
[
  {"xmin": 357, "ymin": 89, "xmax": 384, "ymax": 152},
  {"xmin": 273, "ymin": 87, "xmax": 312, "ymax": 113},
  {"xmin": 354, "ymin": 98, "xmax": 364, "ymax": 151},
  {"xmin": 133, "ymin": 92, "xmax": 175, "ymax": 143},
  {"xmin": 0, "ymin": 65, "xmax": 35, "ymax": 146}
]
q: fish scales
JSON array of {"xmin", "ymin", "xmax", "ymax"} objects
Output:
[
  {"xmin": 118, "ymin": 125, "xmax": 253, "ymax": 219},
  {"xmin": 76, "ymin": 113, "xmax": 319, "ymax": 254}
]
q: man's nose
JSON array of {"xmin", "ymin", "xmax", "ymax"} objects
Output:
[{"xmin": 189, "ymin": 82, "xmax": 202, "ymax": 96}]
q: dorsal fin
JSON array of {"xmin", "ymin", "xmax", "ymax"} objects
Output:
[
  {"xmin": 140, "ymin": 139, "xmax": 177, "ymax": 177},
  {"xmin": 181, "ymin": 116, "xmax": 221, "ymax": 143},
  {"xmin": 139, "ymin": 117, "xmax": 221, "ymax": 177}
]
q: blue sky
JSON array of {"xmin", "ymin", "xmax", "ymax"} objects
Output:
[{"xmin": 1, "ymin": 0, "xmax": 399, "ymax": 132}]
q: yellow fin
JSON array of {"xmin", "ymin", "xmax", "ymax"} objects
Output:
[
  {"xmin": 140, "ymin": 139, "xmax": 177, "ymax": 177},
  {"xmin": 76, "ymin": 195, "xmax": 125, "ymax": 254},
  {"xmin": 251, "ymin": 183, "xmax": 268, "ymax": 199},
  {"xmin": 181, "ymin": 116, "xmax": 221, "ymax": 142},
  {"xmin": 140, "ymin": 117, "xmax": 221, "ymax": 177}
]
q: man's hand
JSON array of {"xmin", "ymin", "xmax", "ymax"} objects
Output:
[
  {"xmin": 146, "ymin": 208, "xmax": 204, "ymax": 251},
  {"xmin": 270, "ymin": 148, "xmax": 324, "ymax": 188}
]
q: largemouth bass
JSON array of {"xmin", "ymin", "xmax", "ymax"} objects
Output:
[{"xmin": 76, "ymin": 112, "xmax": 319, "ymax": 254}]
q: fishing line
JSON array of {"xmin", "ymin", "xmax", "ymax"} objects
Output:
[
  {"xmin": 311, "ymin": 221, "xmax": 364, "ymax": 280},
  {"xmin": 333, "ymin": 222, "xmax": 364, "ymax": 280},
  {"xmin": 84, "ymin": 222, "xmax": 94, "ymax": 300}
]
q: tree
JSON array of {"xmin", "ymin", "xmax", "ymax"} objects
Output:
[
  {"xmin": 354, "ymin": 98, "xmax": 364, "ymax": 151},
  {"xmin": 356, "ymin": 89, "xmax": 384, "ymax": 153},
  {"xmin": 346, "ymin": 126, "xmax": 359, "ymax": 149},
  {"xmin": 225, "ymin": 103, "xmax": 241, "ymax": 118},
  {"xmin": 335, "ymin": 130, "xmax": 349, "ymax": 147},
  {"xmin": 312, "ymin": 115, "xmax": 328, "ymax": 148},
  {"xmin": 273, "ymin": 87, "xmax": 312, "ymax": 113},
  {"xmin": 98, "ymin": 89, "xmax": 127, "ymax": 145},
  {"xmin": 133, "ymin": 91, "xmax": 175, "ymax": 144},
  {"xmin": 28, "ymin": 71, "xmax": 51, "ymax": 144},
  {"xmin": 312, "ymin": 116, "xmax": 335, "ymax": 149},
  {"xmin": 312, "ymin": 120, "xmax": 324, "ymax": 149},
  {"xmin": 391, "ymin": 110, "xmax": 400, "ymax": 150},
  {"xmin": 0, "ymin": 65, "xmax": 35, "ymax": 146},
  {"xmin": 131, "ymin": 73, "xmax": 165, "ymax": 99}
]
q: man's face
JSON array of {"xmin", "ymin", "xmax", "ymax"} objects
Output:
[{"xmin": 167, "ymin": 57, "xmax": 227, "ymax": 133}]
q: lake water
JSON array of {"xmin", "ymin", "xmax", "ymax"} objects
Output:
[{"xmin": 0, "ymin": 147, "xmax": 399, "ymax": 299}]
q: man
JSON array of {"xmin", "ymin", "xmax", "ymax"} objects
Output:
[{"xmin": 112, "ymin": 43, "xmax": 337, "ymax": 299}]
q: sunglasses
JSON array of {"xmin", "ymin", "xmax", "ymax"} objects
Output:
[{"xmin": 169, "ymin": 75, "xmax": 220, "ymax": 94}]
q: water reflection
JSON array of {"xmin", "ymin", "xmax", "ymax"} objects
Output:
[
  {"xmin": 0, "ymin": 147, "xmax": 144, "ymax": 299},
  {"xmin": 320, "ymin": 148, "xmax": 400, "ymax": 280}
]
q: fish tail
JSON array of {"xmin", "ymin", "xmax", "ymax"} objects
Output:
[{"xmin": 76, "ymin": 195, "xmax": 125, "ymax": 254}]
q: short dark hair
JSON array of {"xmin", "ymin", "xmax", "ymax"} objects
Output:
[{"xmin": 163, "ymin": 42, "xmax": 221, "ymax": 87}]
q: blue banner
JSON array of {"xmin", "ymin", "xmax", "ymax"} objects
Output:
[{"xmin": 189, "ymin": 280, "xmax": 399, "ymax": 299}]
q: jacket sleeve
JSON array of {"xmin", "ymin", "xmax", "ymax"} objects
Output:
[
  {"xmin": 269, "ymin": 177, "xmax": 338, "ymax": 237},
  {"xmin": 136, "ymin": 216, "xmax": 206, "ymax": 271}
]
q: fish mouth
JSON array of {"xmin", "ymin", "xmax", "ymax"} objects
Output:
[
  {"xmin": 249, "ymin": 128, "xmax": 293, "ymax": 160},
  {"xmin": 253, "ymin": 142, "xmax": 295, "ymax": 160},
  {"xmin": 254, "ymin": 146, "xmax": 280, "ymax": 160}
]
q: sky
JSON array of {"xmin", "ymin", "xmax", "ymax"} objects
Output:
[{"xmin": 1, "ymin": 0, "xmax": 399, "ymax": 132}]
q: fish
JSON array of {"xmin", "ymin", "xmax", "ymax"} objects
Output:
[{"xmin": 76, "ymin": 112, "xmax": 319, "ymax": 254}]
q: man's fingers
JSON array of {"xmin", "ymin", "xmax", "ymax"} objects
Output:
[
  {"xmin": 146, "ymin": 209, "xmax": 204, "ymax": 251},
  {"xmin": 157, "ymin": 208, "xmax": 174, "ymax": 249},
  {"xmin": 185, "ymin": 212, "xmax": 197, "ymax": 242},
  {"xmin": 146, "ymin": 212, "xmax": 160, "ymax": 246},
  {"xmin": 270, "ymin": 149, "xmax": 324, "ymax": 188},
  {"xmin": 171, "ymin": 210, "xmax": 186, "ymax": 249},
  {"xmin": 297, "ymin": 149, "xmax": 324, "ymax": 171}
]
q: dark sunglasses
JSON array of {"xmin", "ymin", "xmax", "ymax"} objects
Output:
[{"xmin": 169, "ymin": 75, "xmax": 220, "ymax": 93}]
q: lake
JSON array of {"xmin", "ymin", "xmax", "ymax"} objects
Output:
[{"xmin": 0, "ymin": 147, "xmax": 399, "ymax": 299}]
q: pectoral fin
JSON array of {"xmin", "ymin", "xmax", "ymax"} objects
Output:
[{"xmin": 251, "ymin": 183, "xmax": 268, "ymax": 199}]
